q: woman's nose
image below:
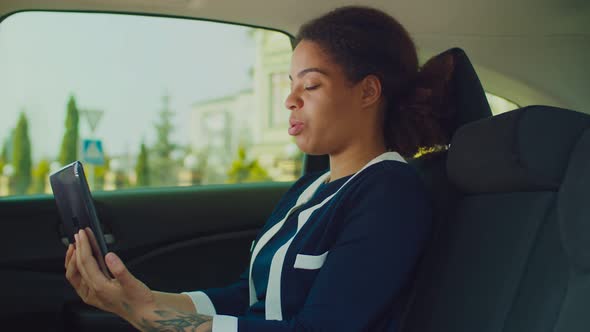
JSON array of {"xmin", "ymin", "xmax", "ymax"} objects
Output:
[{"xmin": 285, "ymin": 92, "xmax": 303, "ymax": 111}]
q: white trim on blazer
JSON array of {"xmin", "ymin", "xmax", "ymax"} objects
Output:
[{"xmin": 248, "ymin": 151, "xmax": 407, "ymax": 321}]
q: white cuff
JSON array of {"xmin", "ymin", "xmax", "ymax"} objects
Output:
[
  {"xmin": 181, "ymin": 291, "xmax": 216, "ymax": 316},
  {"xmin": 213, "ymin": 315, "xmax": 238, "ymax": 332}
]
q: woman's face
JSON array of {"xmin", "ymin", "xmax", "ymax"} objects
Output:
[{"xmin": 286, "ymin": 40, "xmax": 368, "ymax": 155}]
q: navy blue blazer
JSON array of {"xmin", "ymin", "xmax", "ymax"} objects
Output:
[{"xmin": 184, "ymin": 152, "xmax": 432, "ymax": 331}]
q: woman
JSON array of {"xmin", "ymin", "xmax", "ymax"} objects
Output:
[{"xmin": 65, "ymin": 6, "xmax": 452, "ymax": 331}]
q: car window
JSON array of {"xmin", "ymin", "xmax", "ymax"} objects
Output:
[
  {"xmin": 0, "ymin": 11, "xmax": 301, "ymax": 197},
  {"xmin": 486, "ymin": 92, "xmax": 519, "ymax": 115}
]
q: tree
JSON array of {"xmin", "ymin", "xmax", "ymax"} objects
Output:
[
  {"xmin": 1, "ymin": 136, "xmax": 9, "ymax": 163},
  {"xmin": 135, "ymin": 142, "xmax": 150, "ymax": 187},
  {"xmin": 30, "ymin": 159, "xmax": 50, "ymax": 194},
  {"xmin": 12, "ymin": 112, "xmax": 32, "ymax": 195},
  {"xmin": 1, "ymin": 129, "xmax": 15, "ymax": 164},
  {"xmin": 0, "ymin": 135, "xmax": 8, "ymax": 175},
  {"xmin": 226, "ymin": 146, "xmax": 271, "ymax": 183},
  {"xmin": 58, "ymin": 95, "xmax": 79, "ymax": 166},
  {"xmin": 0, "ymin": 133, "xmax": 11, "ymax": 193},
  {"xmin": 150, "ymin": 94, "xmax": 178, "ymax": 186}
]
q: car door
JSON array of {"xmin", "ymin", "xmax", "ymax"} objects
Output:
[
  {"xmin": 1, "ymin": 182, "xmax": 294, "ymax": 331},
  {"xmin": 0, "ymin": 10, "xmax": 312, "ymax": 331}
]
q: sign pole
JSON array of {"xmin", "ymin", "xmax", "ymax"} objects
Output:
[
  {"xmin": 88, "ymin": 164, "xmax": 95, "ymax": 190},
  {"xmin": 80, "ymin": 109, "xmax": 104, "ymax": 190}
]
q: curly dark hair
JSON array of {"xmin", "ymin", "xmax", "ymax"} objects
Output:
[{"xmin": 296, "ymin": 6, "xmax": 454, "ymax": 158}]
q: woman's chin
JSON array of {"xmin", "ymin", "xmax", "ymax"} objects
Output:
[
  {"xmin": 294, "ymin": 139, "xmax": 311, "ymax": 155},
  {"xmin": 295, "ymin": 140, "xmax": 327, "ymax": 156}
]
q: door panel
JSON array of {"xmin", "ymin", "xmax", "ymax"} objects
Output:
[{"xmin": 0, "ymin": 182, "xmax": 291, "ymax": 331}]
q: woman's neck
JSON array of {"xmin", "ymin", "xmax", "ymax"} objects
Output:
[{"xmin": 327, "ymin": 143, "xmax": 387, "ymax": 183}]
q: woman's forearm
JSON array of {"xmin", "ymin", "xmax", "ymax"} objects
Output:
[
  {"xmin": 153, "ymin": 291, "xmax": 198, "ymax": 314},
  {"xmin": 122, "ymin": 291, "xmax": 213, "ymax": 332}
]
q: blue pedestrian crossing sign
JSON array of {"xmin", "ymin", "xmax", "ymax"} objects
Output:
[{"xmin": 82, "ymin": 139, "xmax": 105, "ymax": 165}]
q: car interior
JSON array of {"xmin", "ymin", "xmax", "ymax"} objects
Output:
[{"xmin": 0, "ymin": 1, "xmax": 588, "ymax": 331}]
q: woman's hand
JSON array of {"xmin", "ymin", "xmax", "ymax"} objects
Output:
[{"xmin": 64, "ymin": 228, "xmax": 156, "ymax": 321}]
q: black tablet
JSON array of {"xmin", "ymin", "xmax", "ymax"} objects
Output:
[{"xmin": 50, "ymin": 161, "xmax": 113, "ymax": 278}]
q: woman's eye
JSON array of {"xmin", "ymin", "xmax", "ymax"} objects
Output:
[{"xmin": 304, "ymin": 84, "xmax": 320, "ymax": 91}]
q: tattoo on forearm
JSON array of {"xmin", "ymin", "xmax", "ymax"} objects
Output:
[
  {"xmin": 122, "ymin": 301, "xmax": 133, "ymax": 315},
  {"xmin": 135, "ymin": 308, "xmax": 212, "ymax": 332}
]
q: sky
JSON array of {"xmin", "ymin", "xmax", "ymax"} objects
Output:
[{"xmin": 0, "ymin": 11, "xmax": 257, "ymax": 163}]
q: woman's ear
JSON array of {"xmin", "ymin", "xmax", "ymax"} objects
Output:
[{"xmin": 360, "ymin": 75, "xmax": 382, "ymax": 109}]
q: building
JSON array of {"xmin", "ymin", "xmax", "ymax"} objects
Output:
[{"xmin": 190, "ymin": 29, "xmax": 301, "ymax": 184}]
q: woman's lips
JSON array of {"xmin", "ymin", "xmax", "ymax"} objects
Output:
[{"xmin": 288, "ymin": 121, "xmax": 304, "ymax": 136}]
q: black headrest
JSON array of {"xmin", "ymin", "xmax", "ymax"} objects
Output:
[
  {"xmin": 439, "ymin": 48, "xmax": 493, "ymax": 133},
  {"xmin": 447, "ymin": 105, "xmax": 590, "ymax": 193},
  {"xmin": 558, "ymin": 128, "xmax": 590, "ymax": 273}
]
